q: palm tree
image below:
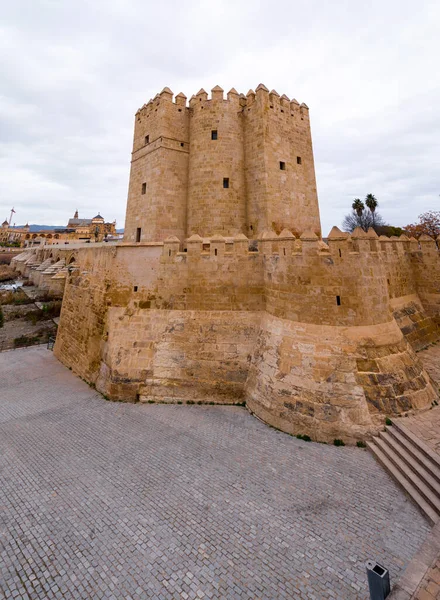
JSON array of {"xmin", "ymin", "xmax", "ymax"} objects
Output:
[
  {"xmin": 352, "ymin": 198, "xmax": 364, "ymax": 217},
  {"xmin": 365, "ymin": 194, "xmax": 378, "ymax": 226}
]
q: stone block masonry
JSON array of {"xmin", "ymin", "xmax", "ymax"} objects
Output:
[
  {"xmin": 123, "ymin": 85, "xmax": 321, "ymax": 242},
  {"xmin": 12, "ymin": 84, "xmax": 440, "ymax": 443},
  {"xmin": 52, "ymin": 226, "xmax": 440, "ymax": 444}
]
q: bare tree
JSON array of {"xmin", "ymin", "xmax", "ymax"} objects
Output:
[{"xmin": 342, "ymin": 194, "xmax": 385, "ymax": 232}]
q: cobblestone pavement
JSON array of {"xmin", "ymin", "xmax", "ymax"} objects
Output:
[
  {"xmin": 0, "ymin": 347, "xmax": 431, "ymax": 600},
  {"xmin": 398, "ymin": 344, "xmax": 440, "ymax": 456},
  {"xmin": 414, "ymin": 559, "xmax": 440, "ymax": 599}
]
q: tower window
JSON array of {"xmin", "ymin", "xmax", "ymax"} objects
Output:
[
  {"xmin": 145, "ymin": 135, "xmax": 149, "ymax": 144},
  {"xmin": 297, "ymin": 156, "xmax": 302, "ymax": 164},
  {"xmin": 336, "ymin": 296, "xmax": 341, "ymax": 306},
  {"xmin": 180, "ymin": 142, "xmax": 184, "ymax": 147},
  {"xmin": 141, "ymin": 183, "xmax": 146, "ymax": 195},
  {"xmin": 223, "ymin": 178, "xmax": 229, "ymax": 189},
  {"xmin": 280, "ymin": 161, "xmax": 286, "ymax": 170},
  {"xmin": 211, "ymin": 130, "xmax": 218, "ymax": 140},
  {"xmin": 136, "ymin": 228, "xmax": 141, "ymax": 243},
  {"xmin": 134, "ymin": 286, "xmax": 138, "ymax": 292}
]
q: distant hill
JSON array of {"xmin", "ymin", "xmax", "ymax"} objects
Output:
[
  {"xmin": 13, "ymin": 224, "xmax": 64, "ymax": 232},
  {"xmin": 15, "ymin": 224, "xmax": 125, "ymax": 234}
]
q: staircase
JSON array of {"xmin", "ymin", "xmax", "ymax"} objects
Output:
[{"xmin": 368, "ymin": 421, "xmax": 440, "ymax": 525}]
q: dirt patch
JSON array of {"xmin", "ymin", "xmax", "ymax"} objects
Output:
[
  {"xmin": 0, "ymin": 265, "xmax": 15, "ymax": 282},
  {"xmin": 0, "ymin": 290, "xmax": 58, "ymax": 351}
]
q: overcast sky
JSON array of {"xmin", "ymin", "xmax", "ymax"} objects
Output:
[{"xmin": 0, "ymin": 0, "xmax": 439, "ymax": 234}]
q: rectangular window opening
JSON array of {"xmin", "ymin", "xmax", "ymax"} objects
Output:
[
  {"xmin": 280, "ymin": 161, "xmax": 286, "ymax": 170},
  {"xmin": 214, "ymin": 248, "xmax": 218, "ymax": 256},
  {"xmin": 297, "ymin": 156, "xmax": 302, "ymax": 164},
  {"xmin": 145, "ymin": 135, "xmax": 149, "ymax": 144},
  {"xmin": 336, "ymin": 295, "xmax": 341, "ymax": 306},
  {"xmin": 223, "ymin": 178, "xmax": 229, "ymax": 189},
  {"xmin": 133, "ymin": 286, "xmax": 138, "ymax": 292},
  {"xmin": 211, "ymin": 130, "xmax": 218, "ymax": 140},
  {"xmin": 141, "ymin": 182, "xmax": 146, "ymax": 195},
  {"xmin": 136, "ymin": 228, "xmax": 141, "ymax": 243}
]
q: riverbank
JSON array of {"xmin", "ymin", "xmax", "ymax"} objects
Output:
[{"xmin": 0, "ymin": 279, "xmax": 60, "ymax": 351}]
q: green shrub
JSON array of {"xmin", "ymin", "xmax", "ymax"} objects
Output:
[
  {"xmin": 385, "ymin": 417, "xmax": 392, "ymax": 426},
  {"xmin": 333, "ymin": 439, "xmax": 345, "ymax": 447},
  {"xmin": 296, "ymin": 434, "xmax": 312, "ymax": 442},
  {"xmin": 13, "ymin": 334, "xmax": 40, "ymax": 348},
  {"xmin": 356, "ymin": 440, "xmax": 367, "ymax": 448}
]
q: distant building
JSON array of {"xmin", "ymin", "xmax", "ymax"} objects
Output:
[
  {"xmin": 1, "ymin": 210, "xmax": 117, "ymax": 247},
  {"xmin": 0, "ymin": 220, "xmax": 30, "ymax": 246},
  {"xmin": 65, "ymin": 210, "xmax": 117, "ymax": 241}
]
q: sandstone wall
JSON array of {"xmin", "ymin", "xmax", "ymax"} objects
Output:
[
  {"xmin": 187, "ymin": 88, "xmax": 246, "ymax": 236},
  {"xmin": 412, "ymin": 236, "xmax": 440, "ymax": 325},
  {"xmin": 52, "ymin": 232, "xmax": 439, "ymax": 443},
  {"xmin": 244, "ymin": 86, "xmax": 321, "ymax": 237},
  {"xmin": 378, "ymin": 235, "xmax": 440, "ymax": 350},
  {"xmin": 124, "ymin": 89, "xmax": 189, "ymax": 242},
  {"xmin": 123, "ymin": 85, "xmax": 321, "ymax": 242},
  {"xmin": 245, "ymin": 315, "xmax": 434, "ymax": 443}
]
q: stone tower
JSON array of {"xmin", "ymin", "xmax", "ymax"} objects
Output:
[{"xmin": 123, "ymin": 85, "xmax": 321, "ymax": 242}]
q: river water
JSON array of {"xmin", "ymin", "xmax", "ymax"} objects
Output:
[{"xmin": 0, "ymin": 279, "xmax": 24, "ymax": 291}]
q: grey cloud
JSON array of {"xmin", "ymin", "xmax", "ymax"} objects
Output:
[{"xmin": 0, "ymin": 0, "xmax": 438, "ymax": 233}]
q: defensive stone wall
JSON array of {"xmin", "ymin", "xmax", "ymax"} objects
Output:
[
  {"xmin": 13, "ymin": 84, "xmax": 440, "ymax": 444},
  {"xmin": 49, "ymin": 228, "xmax": 440, "ymax": 443}
]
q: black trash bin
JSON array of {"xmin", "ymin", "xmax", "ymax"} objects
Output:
[{"xmin": 366, "ymin": 560, "xmax": 390, "ymax": 600}]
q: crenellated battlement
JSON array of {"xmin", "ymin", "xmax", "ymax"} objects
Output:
[
  {"xmin": 135, "ymin": 87, "xmax": 190, "ymax": 117},
  {"xmin": 159, "ymin": 228, "xmax": 439, "ymax": 262},
  {"xmin": 135, "ymin": 84, "xmax": 310, "ymax": 121}
]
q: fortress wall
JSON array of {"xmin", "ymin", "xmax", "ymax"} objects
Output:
[
  {"xmin": 124, "ymin": 90, "xmax": 189, "ymax": 242},
  {"xmin": 54, "ymin": 246, "xmax": 117, "ymax": 380},
  {"xmin": 411, "ymin": 238, "xmax": 440, "ymax": 325},
  {"xmin": 246, "ymin": 235, "xmax": 436, "ymax": 441},
  {"xmin": 97, "ymin": 308, "xmax": 260, "ymax": 403},
  {"xmin": 380, "ymin": 237, "xmax": 440, "ymax": 350},
  {"xmin": 243, "ymin": 88, "xmax": 269, "ymax": 236},
  {"xmin": 245, "ymin": 315, "xmax": 435, "ymax": 443},
  {"xmin": 187, "ymin": 89, "xmax": 246, "ymax": 236},
  {"xmin": 55, "ymin": 242, "xmax": 264, "ymax": 401},
  {"xmin": 263, "ymin": 92, "xmax": 320, "ymax": 236},
  {"xmin": 263, "ymin": 242, "xmax": 390, "ymax": 327},
  {"xmin": 244, "ymin": 87, "xmax": 320, "ymax": 237},
  {"xmin": 95, "ymin": 241, "xmax": 264, "ymax": 401},
  {"xmin": 51, "ymin": 233, "xmax": 439, "ymax": 441}
]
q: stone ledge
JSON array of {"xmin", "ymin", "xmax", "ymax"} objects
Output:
[{"xmin": 388, "ymin": 522, "xmax": 440, "ymax": 599}]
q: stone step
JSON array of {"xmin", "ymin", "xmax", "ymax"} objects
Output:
[
  {"xmin": 393, "ymin": 421, "xmax": 440, "ymax": 471},
  {"xmin": 385, "ymin": 426, "xmax": 440, "ymax": 486},
  {"xmin": 372, "ymin": 437, "xmax": 440, "ymax": 516},
  {"xmin": 367, "ymin": 441, "xmax": 439, "ymax": 525},
  {"xmin": 378, "ymin": 430, "xmax": 440, "ymax": 496}
]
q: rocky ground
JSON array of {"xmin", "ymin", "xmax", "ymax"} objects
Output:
[
  {"xmin": 0, "ymin": 284, "xmax": 60, "ymax": 351},
  {"xmin": 0, "ymin": 264, "xmax": 15, "ymax": 282}
]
